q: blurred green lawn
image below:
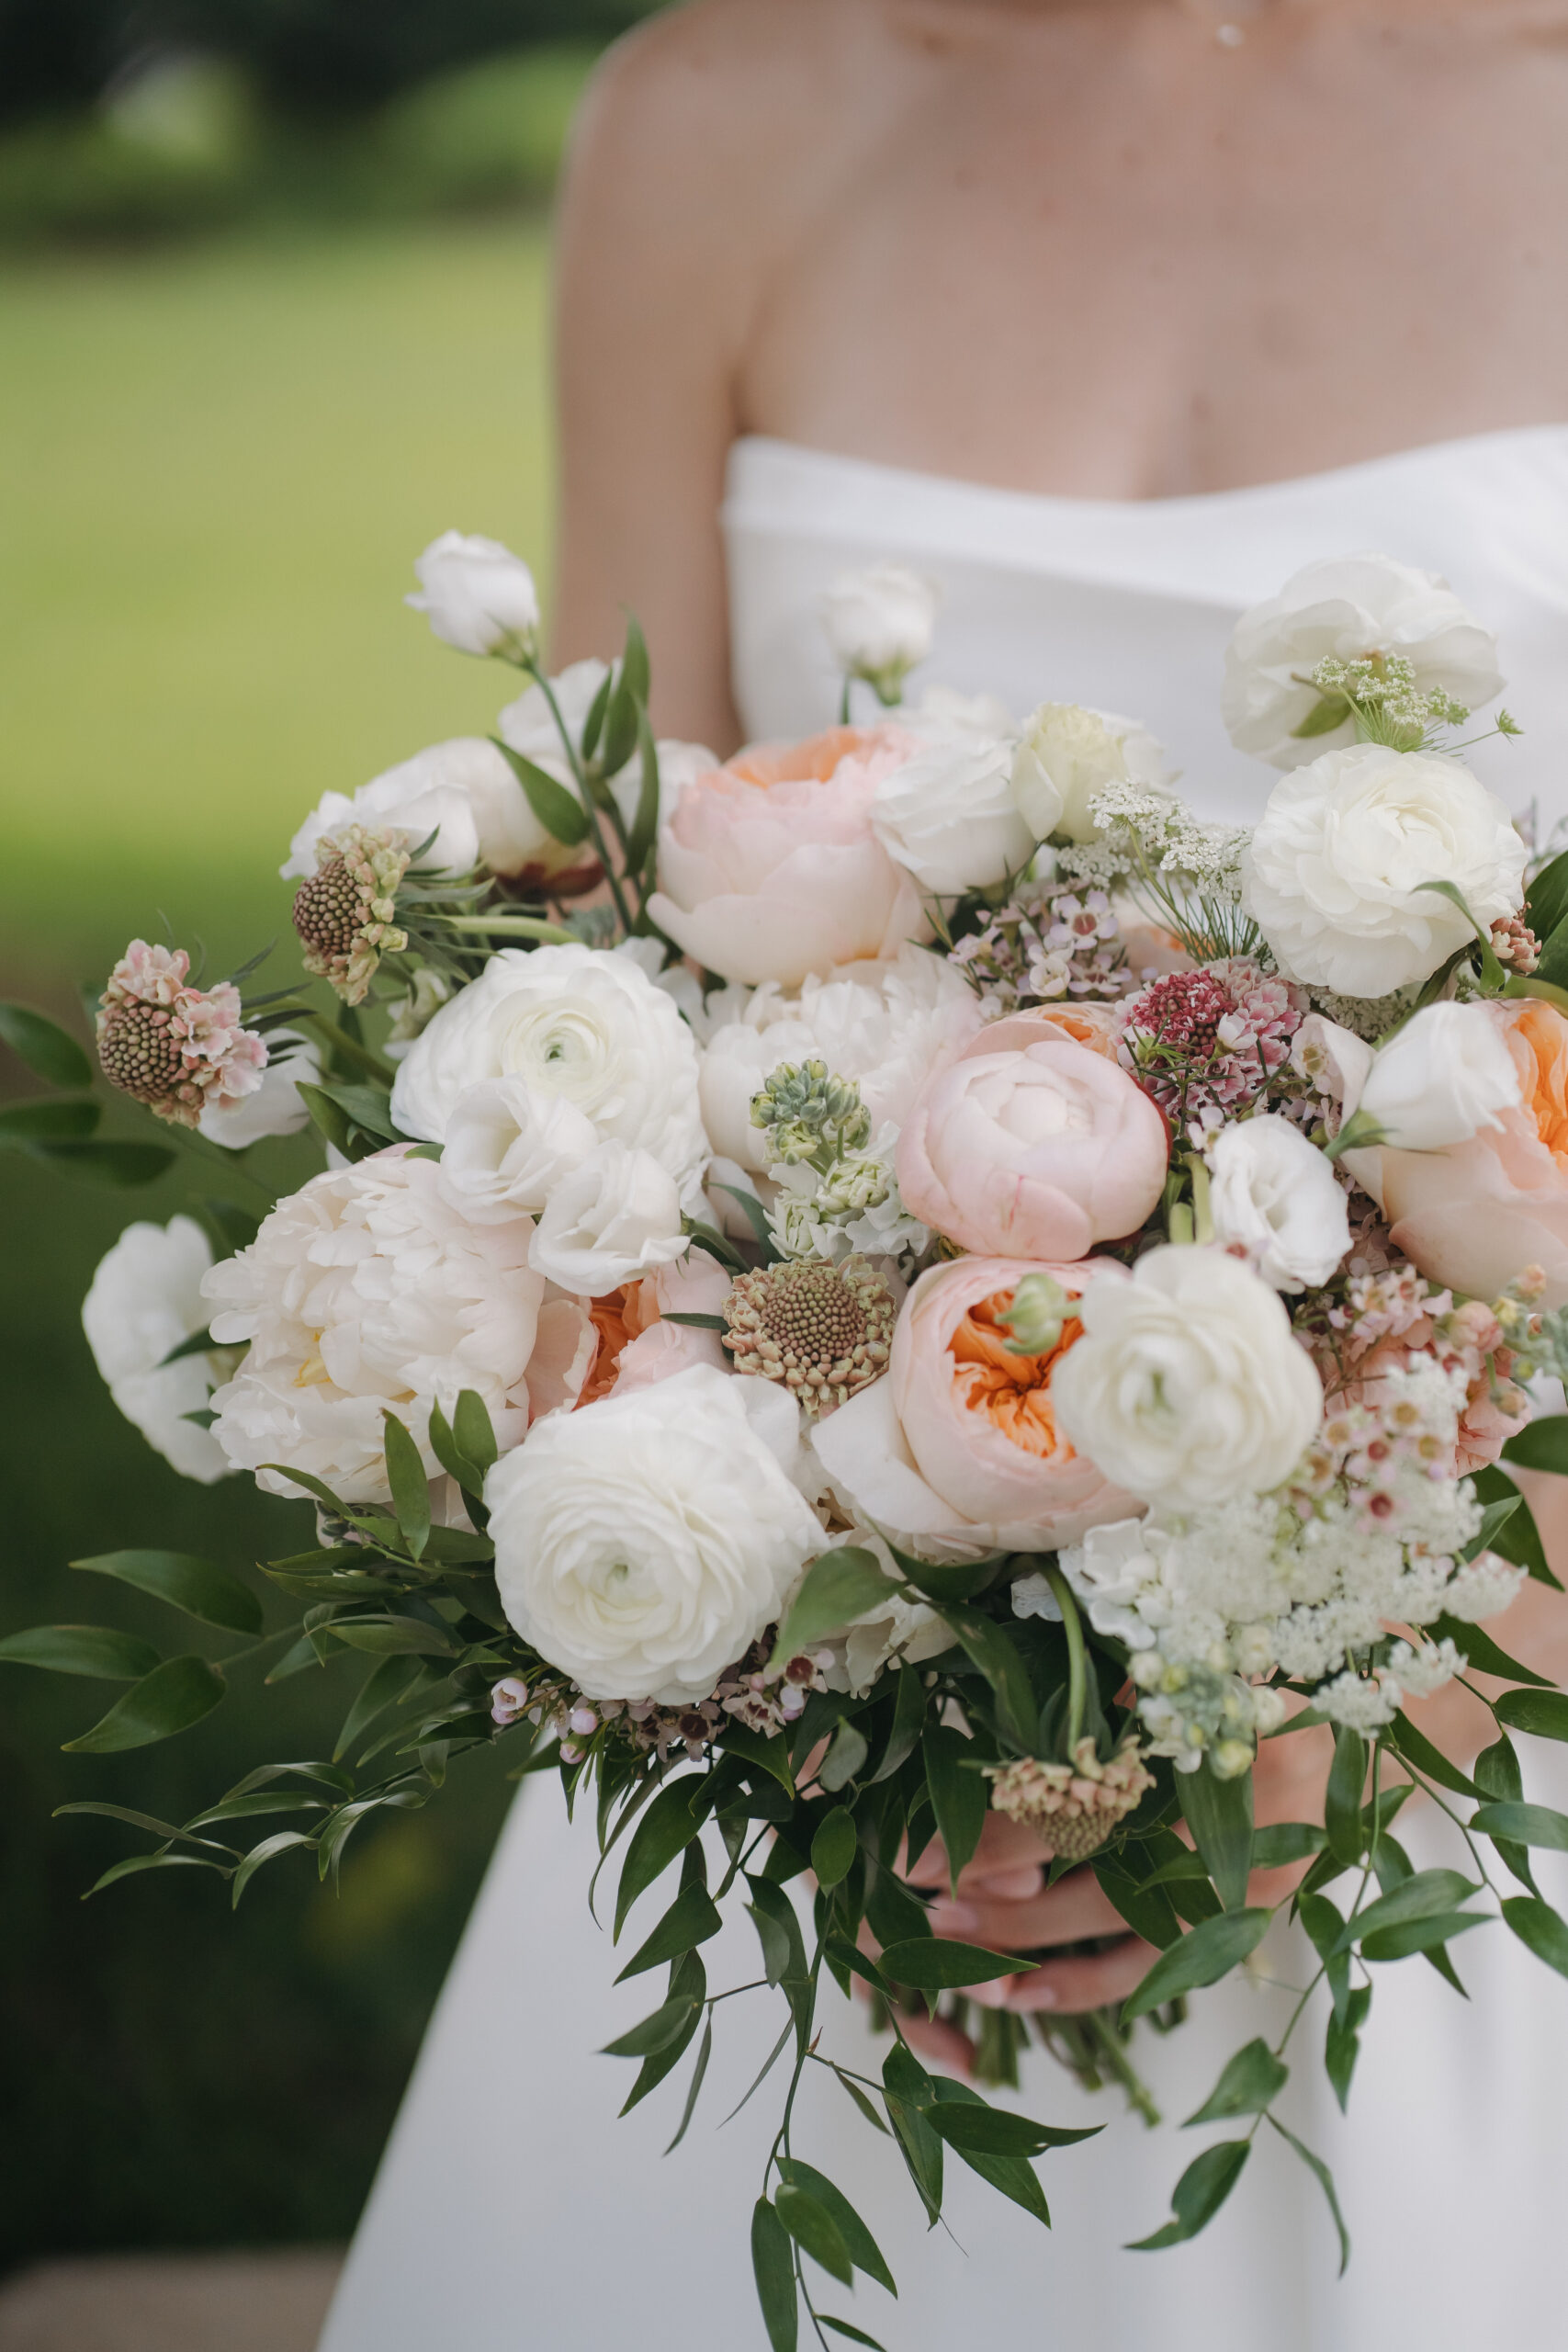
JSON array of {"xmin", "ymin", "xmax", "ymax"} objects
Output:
[{"xmin": 0, "ymin": 217, "xmax": 558, "ymax": 2270}]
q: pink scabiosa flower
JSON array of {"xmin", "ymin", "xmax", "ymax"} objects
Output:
[
  {"xmin": 96, "ymin": 942, "xmax": 266, "ymax": 1130},
  {"xmin": 291, "ymin": 825, "xmax": 411, "ymax": 1006},
  {"xmin": 1116, "ymin": 956, "xmax": 1305, "ymax": 1128}
]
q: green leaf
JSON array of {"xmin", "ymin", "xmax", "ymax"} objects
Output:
[
  {"xmin": 708, "ymin": 1180, "xmax": 777, "ymax": 1260},
  {"xmin": 1324, "ymin": 1725, "xmax": 1367, "ymax": 1870},
  {"xmin": 1359, "ymin": 1910, "xmax": 1489, "ymax": 1962},
  {"xmin": 1527, "ymin": 848, "xmax": 1568, "ymax": 944},
  {"xmin": 0, "ymin": 1096, "xmax": 99, "ymax": 1140},
  {"xmin": 747, "ymin": 1875, "xmax": 809, "ymax": 1985},
  {"xmin": 62, "ymin": 1655, "xmax": 225, "ymax": 1752},
  {"xmin": 619, "ymin": 1951, "xmax": 706, "ymax": 2113},
  {"xmin": 770, "ymin": 1548, "xmax": 895, "ymax": 1669},
  {"xmin": 818, "ymin": 2321, "xmax": 887, "ymax": 2349},
  {"xmin": 931, "ymin": 1600, "xmax": 1037, "ymax": 1751},
  {"xmin": 1267, "ymin": 2116, "xmax": 1350, "ymax": 2274},
  {"xmin": 1472, "ymin": 1801, "xmax": 1568, "ymax": 1850},
  {"xmin": 1495, "ymin": 1689, "xmax": 1568, "ymax": 1744},
  {"xmin": 871, "ymin": 1655, "xmax": 929, "ymax": 1784},
  {"xmin": 579, "ymin": 668, "xmax": 613, "ymax": 763},
  {"xmin": 626, "ymin": 709, "xmax": 661, "ymax": 876},
  {"xmin": 748, "ymin": 1902, "xmax": 795, "ymax": 1987},
  {"xmin": 310, "ymin": 1080, "xmax": 402, "ymax": 1144},
  {"xmin": 661, "ymin": 1311, "xmax": 728, "ymax": 1331},
  {"xmin": 777, "ymin": 2161, "xmax": 897, "ymax": 2296},
  {"xmin": 333, "ymin": 1657, "xmax": 421, "ymax": 1761},
  {"xmin": 1430, "ymin": 1612, "xmax": 1553, "ymax": 1689},
  {"xmin": 663, "ymin": 2016, "xmax": 714, "ymax": 2155},
  {"xmin": 231, "ymin": 1831, "xmax": 316, "ymax": 1907},
  {"xmin": 1470, "ymin": 1465, "xmax": 1559, "ymax": 1585},
  {"xmin": 185, "ymin": 1791, "xmax": 326, "ymax": 1830},
  {"xmin": 54, "ymin": 1800, "xmax": 186, "ymax": 1838},
  {"xmin": 1389, "ymin": 1710, "xmax": 1481, "ymax": 1797},
  {"xmin": 774, "ymin": 2185, "xmax": 854, "ymax": 2288},
  {"xmin": 886, "ymin": 1542, "xmax": 1009, "ymax": 1606},
  {"xmin": 830, "ymin": 2064, "xmax": 891, "ymax": 2139},
  {"xmin": 601, "ymin": 1995, "xmax": 701, "ymax": 2059},
  {"xmin": 491, "ymin": 737, "xmax": 592, "ymax": 847},
  {"xmin": 296, "ymin": 1080, "xmax": 355, "ymax": 1157},
  {"xmin": 1336, "ymin": 1866, "xmax": 1477, "ymax": 1946},
  {"xmin": 1325, "ymin": 1983, "xmax": 1372, "ymax": 2113},
  {"xmin": 72, "ymin": 1548, "xmax": 262, "ymax": 1635},
  {"xmin": 204, "ymin": 1197, "xmax": 260, "ymax": 1252},
  {"xmin": 723, "ymin": 1723, "xmax": 797, "ymax": 1795},
  {"xmin": 0, "ymin": 1624, "xmax": 160, "ymax": 1679},
  {"xmin": 615, "ymin": 1879, "xmax": 722, "ymax": 1981},
  {"xmin": 1501, "ymin": 1893, "xmax": 1568, "ymax": 1978},
  {"xmin": 922, "ymin": 1722, "xmax": 988, "ymax": 1893},
  {"xmin": 883, "ymin": 2090, "xmax": 944, "ymax": 2226},
  {"xmin": 0, "ymin": 1001, "xmax": 92, "ymax": 1088},
  {"xmin": 1127, "ymin": 2140, "xmax": 1250, "ymax": 2250},
  {"xmin": 1179, "ymin": 1759, "xmax": 1254, "ymax": 1912},
  {"xmin": 86, "ymin": 1852, "xmax": 228, "ymax": 1899},
  {"xmin": 928, "ymin": 2079, "xmax": 1053, "ymax": 2224},
  {"xmin": 380, "ymin": 1412, "xmax": 431, "ymax": 1561},
  {"xmin": 453, "ymin": 1387, "xmax": 499, "ymax": 1481},
  {"xmin": 600, "ymin": 674, "xmax": 641, "ymax": 781},
  {"xmin": 1183, "ymin": 2037, "xmax": 1288, "ymax": 2125},
  {"xmin": 926, "ymin": 2103, "xmax": 1096, "ymax": 2157},
  {"xmin": 875, "ymin": 1939, "xmax": 1030, "ymax": 1992},
  {"xmin": 1290, "ymin": 691, "xmax": 1351, "ymax": 741},
  {"xmin": 27, "ymin": 1138, "xmax": 176, "ymax": 1186},
  {"xmin": 1121, "ymin": 1906, "xmax": 1272, "ymax": 2022},
  {"xmin": 329, "ymin": 1617, "xmax": 454, "ymax": 1657},
  {"xmin": 1504, "ymin": 1414, "xmax": 1568, "ymax": 1476},
  {"xmin": 425, "ymin": 1396, "xmax": 485, "ymax": 1506},
  {"xmin": 751, "ymin": 2198, "xmax": 799, "ymax": 2352},
  {"xmin": 819, "ymin": 1719, "xmax": 870, "ymax": 1793},
  {"xmin": 620, "ymin": 613, "xmax": 650, "ymax": 709},
  {"xmin": 811, "ymin": 1806, "xmax": 858, "ymax": 1890},
  {"xmin": 614, "ymin": 1772, "xmax": 703, "ymax": 1939},
  {"xmin": 1249, "ymin": 1822, "xmax": 1326, "ymax": 1870}
]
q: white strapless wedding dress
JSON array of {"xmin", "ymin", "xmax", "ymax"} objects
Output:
[{"xmin": 320, "ymin": 429, "xmax": 1568, "ymax": 2352}]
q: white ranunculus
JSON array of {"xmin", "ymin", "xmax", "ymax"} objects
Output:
[
  {"xmin": 497, "ymin": 660, "xmax": 715, "ymax": 854},
  {"xmin": 202, "ymin": 1153, "xmax": 545, "ymax": 1503},
  {"xmin": 1352, "ymin": 1001, "xmax": 1521, "ymax": 1151},
  {"xmin": 527, "ymin": 1142, "xmax": 689, "ymax": 1293},
  {"xmin": 406, "ymin": 530, "xmax": 540, "ymax": 660},
  {"xmin": 1052, "ymin": 1244, "xmax": 1324, "ymax": 1508},
  {"xmin": 1241, "ymin": 742, "xmax": 1527, "ymax": 997},
  {"xmin": 1222, "ymin": 553, "xmax": 1505, "ymax": 768},
  {"xmin": 698, "ymin": 944, "xmax": 983, "ymax": 1171},
  {"xmin": 1010, "ymin": 702, "xmax": 1173, "ymax": 845},
  {"xmin": 1207, "ymin": 1115, "xmax": 1351, "ymax": 1294},
  {"xmin": 488, "ymin": 1364, "xmax": 826, "ymax": 1703},
  {"xmin": 389, "ymin": 944, "xmax": 708, "ymax": 1202},
  {"xmin": 438, "ymin": 1078, "xmax": 599, "ymax": 1222},
  {"xmin": 199, "ymin": 1029, "xmax": 320, "ymax": 1148},
  {"xmin": 820, "ymin": 561, "xmax": 940, "ymax": 682},
  {"xmin": 82, "ymin": 1216, "xmax": 232, "ymax": 1483},
  {"xmin": 872, "ymin": 729, "xmax": 1034, "ymax": 896}
]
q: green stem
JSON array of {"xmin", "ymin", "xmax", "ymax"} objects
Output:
[
  {"xmin": 1183, "ymin": 1152, "xmax": 1214, "ymax": 1244},
  {"xmin": 525, "ymin": 661, "xmax": 636, "ymax": 934},
  {"xmin": 1042, "ymin": 1558, "xmax": 1088, "ymax": 1754},
  {"xmin": 1079, "ymin": 2008, "xmax": 1161, "ymax": 2128},
  {"xmin": 442, "ymin": 911, "xmax": 577, "ymax": 944},
  {"xmin": 297, "ymin": 1011, "xmax": 395, "ymax": 1085},
  {"xmin": 838, "ymin": 676, "xmax": 852, "ymax": 726}
]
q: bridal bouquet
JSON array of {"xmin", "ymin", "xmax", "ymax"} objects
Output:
[{"xmin": 14, "ymin": 536, "xmax": 1568, "ymax": 2343}]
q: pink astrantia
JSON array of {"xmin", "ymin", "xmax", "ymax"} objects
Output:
[
  {"xmin": 1116, "ymin": 956, "xmax": 1306, "ymax": 1126},
  {"xmin": 96, "ymin": 940, "xmax": 267, "ymax": 1130}
]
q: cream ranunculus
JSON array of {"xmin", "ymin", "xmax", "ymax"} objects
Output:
[
  {"xmin": 527, "ymin": 1143, "xmax": 689, "ymax": 1294},
  {"xmin": 406, "ymin": 530, "xmax": 540, "ymax": 660},
  {"xmin": 819, "ymin": 561, "xmax": 940, "ymax": 687},
  {"xmin": 1222, "ymin": 553, "xmax": 1504, "ymax": 768},
  {"xmin": 488, "ymin": 1364, "xmax": 826, "ymax": 1703},
  {"xmin": 1051, "ymin": 1244, "xmax": 1324, "ymax": 1507},
  {"xmin": 389, "ymin": 944, "xmax": 708, "ymax": 1202},
  {"xmin": 202, "ymin": 1153, "xmax": 545, "ymax": 1503},
  {"xmin": 1207, "ymin": 1114, "xmax": 1351, "ymax": 1293},
  {"xmin": 82, "ymin": 1216, "xmax": 232, "ymax": 1483},
  {"xmin": 871, "ymin": 728, "xmax": 1035, "ymax": 897},
  {"xmin": 199, "ymin": 1028, "xmax": 321, "ymax": 1148},
  {"xmin": 1240, "ymin": 742, "xmax": 1527, "ymax": 997},
  {"xmin": 1010, "ymin": 703, "xmax": 1173, "ymax": 845}
]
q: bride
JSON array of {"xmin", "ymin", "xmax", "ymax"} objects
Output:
[{"xmin": 321, "ymin": 3, "xmax": 1568, "ymax": 2344}]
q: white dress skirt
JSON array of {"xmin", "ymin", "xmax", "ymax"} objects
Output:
[{"xmin": 319, "ymin": 426, "xmax": 1568, "ymax": 2351}]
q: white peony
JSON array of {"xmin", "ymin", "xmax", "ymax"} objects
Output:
[
  {"xmin": 1207, "ymin": 1115, "xmax": 1351, "ymax": 1293},
  {"xmin": 1241, "ymin": 742, "xmax": 1527, "ymax": 996},
  {"xmin": 199, "ymin": 1029, "xmax": 321, "ymax": 1148},
  {"xmin": 406, "ymin": 530, "xmax": 540, "ymax": 660},
  {"xmin": 1353, "ymin": 1001, "xmax": 1521, "ymax": 1152},
  {"xmin": 820, "ymin": 561, "xmax": 940, "ymax": 684},
  {"xmin": 871, "ymin": 729, "xmax": 1034, "ymax": 896},
  {"xmin": 202, "ymin": 1153, "xmax": 545, "ymax": 1503},
  {"xmin": 488, "ymin": 1364, "xmax": 826, "ymax": 1703},
  {"xmin": 1052, "ymin": 1244, "xmax": 1324, "ymax": 1508},
  {"xmin": 389, "ymin": 944, "xmax": 708, "ymax": 1202},
  {"xmin": 82, "ymin": 1216, "xmax": 231, "ymax": 1483},
  {"xmin": 1222, "ymin": 553, "xmax": 1504, "ymax": 768},
  {"xmin": 527, "ymin": 1142, "xmax": 689, "ymax": 1294},
  {"xmin": 1010, "ymin": 702, "xmax": 1173, "ymax": 845}
]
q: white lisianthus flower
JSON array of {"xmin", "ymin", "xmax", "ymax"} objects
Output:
[
  {"xmin": 1240, "ymin": 742, "xmax": 1527, "ymax": 996},
  {"xmin": 527, "ymin": 1142, "xmax": 689, "ymax": 1294},
  {"xmin": 389, "ymin": 944, "xmax": 708, "ymax": 1202},
  {"xmin": 1352, "ymin": 1001, "xmax": 1522, "ymax": 1151},
  {"xmin": 438, "ymin": 1079, "xmax": 599, "ymax": 1222},
  {"xmin": 820, "ymin": 561, "xmax": 940, "ymax": 687},
  {"xmin": 1010, "ymin": 703, "xmax": 1173, "ymax": 845},
  {"xmin": 871, "ymin": 729, "xmax": 1034, "ymax": 896},
  {"xmin": 1052, "ymin": 1244, "xmax": 1324, "ymax": 1508},
  {"xmin": 198, "ymin": 1029, "xmax": 321, "ymax": 1148},
  {"xmin": 1222, "ymin": 553, "xmax": 1504, "ymax": 768},
  {"xmin": 406, "ymin": 530, "xmax": 540, "ymax": 660},
  {"xmin": 1207, "ymin": 1115, "xmax": 1351, "ymax": 1293},
  {"xmin": 82, "ymin": 1216, "xmax": 231, "ymax": 1483},
  {"xmin": 202, "ymin": 1153, "xmax": 545, "ymax": 1503},
  {"xmin": 282, "ymin": 739, "xmax": 510, "ymax": 881},
  {"xmin": 488, "ymin": 1364, "xmax": 826, "ymax": 1704}
]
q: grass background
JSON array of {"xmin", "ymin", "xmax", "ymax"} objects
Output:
[{"xmin": 0, "ymin": 212, "xmax": 561, "ymax": 2269}]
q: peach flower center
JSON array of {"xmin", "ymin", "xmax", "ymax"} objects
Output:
[
  {"xmin": 949, "ymin": 1291, "xmax": 1083, "ymax": 1460},
  {"xmin": 1512, "ymin": 1001, "xmax": 1568, "ymax": 1166},
  {"xmin": 579, "ymin": 1280, "xmax": 660, "ymax": 1407}
]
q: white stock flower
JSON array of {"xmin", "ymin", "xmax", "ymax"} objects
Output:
[
  {"xmin": 871, "ymin": 729, "xmax": 1034, "ymax": 896},
  {"xmin": 820, "ymin": 561, "xmax": 939, "ymax": 684},
  {"xmin": 1011, "ymin": 703, "xmax": 1173, "ymax": 845},
  {"xmin": 488, "ymin": 1364, "xmax": 826, "ymax": 1703},
  {"xmin": 527, "ymin": 1143, "xmax": 689, "ymax": 1293},
  {"xmin": 1241, "ymin": 742, "xmax": 1526, "ymax": 996},
  {"xmin": 1354, "ymin": 1001, "xmax": 1521, "ymax": 1150},
  {"xmin": 1222, "ymin": 553, "xmax": 1504, "ymax": 768},
  {"xmin": 1052, "ymin": 1244, "xmax": 1324, "ymax": 1508},
  {"xmin": 389, "ymin": 944, "xmax": 707, "ymax": 1200},
  {"xmin": 1207, "ymin": 1115, "xmax": 1351, "ymax": 1293},
  {"xmin": 406, "ymin": 530, "xmax": 540, "ymax": 659},
  {"xmin": 199, "ymin": 1029, "xmax": 321, "ymax": 1148},
  {"xmin": 202, "ymin": 1153, "xmax": 544, "ymax": 1503},
  {"xmin": 82, "ymin": 1216, "xmax": 231, "ymax": 1483}
]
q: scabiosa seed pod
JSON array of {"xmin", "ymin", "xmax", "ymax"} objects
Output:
[
  {"xmin": 984, "ymin": 1737, "xmax": 1154, "ymax": 1862},
  {"xmin": 722, "ymin": 1254, "xmax": 896, "ymax": 1417},
  {"xmin": 292, "ymin": 825, "xmax": 411, "ymax": 1006},
  {"xmin": 96, "ymin": 941, "xmax": 266, "ymax": 1129}
]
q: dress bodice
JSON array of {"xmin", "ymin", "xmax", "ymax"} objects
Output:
[{"xmin": 724, "ymin": 426, "xmax": 1568, "ymax": 830}]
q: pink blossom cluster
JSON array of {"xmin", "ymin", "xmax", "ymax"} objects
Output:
[
  {"xmin": 1116, "ymin": 957, "xmax": 1305, "ymax": 1127},
  {"xmin": 950, "ymin": 884, "xmax": 1130, "ymax": 1012},
  {"xmin": 1312, "ymin": 1262, "xmax": 1529, "ymax": 1480},
  {"xmin": 491, "ymin": 1640, "xmax": 833, "ymax": 1766},
  {"xmin": 96, "ymin": 941, "xmax": 266, "ymax": 1130}
]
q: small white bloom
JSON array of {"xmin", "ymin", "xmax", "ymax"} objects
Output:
[
  {"xmin": 1222, "ymin": 553, "xmax": 1504, "ymax": 769},
  {"xmin": 872, "ymin": 729, "xmax": 1034, "ymax": 896},
  {"xmin": 1011, "ymin": 702, "xmax": 1173, "ymax": 845},
  {"xmin": 1443, "ymin": 1550, "xmax": 1528, "ymax": 1623},
  {"xmin": 1241, "ymin": 741, "xmax": 1527, "ymax": 996},
  {"xmin": 198, "ymin": 1029, "xmax": 321, "ymax": 1148},
  {"xmin": 1208, "ymin": 1115, "xmax": 1351, "ymax": 1293},
  {"xmin": 527, "ymin": 1142, "xmax": 689, "ymax": 1293},
  {"xmin": 406, "ymin": 530, "xmax": 540, "ymax": 660},
  {"xmin": 1056, "ymin": 1519, "xmax": 1164, "ymax": 1648},
  {"xmin": 82, "ymin": 1216, "xmax": 231, "ymax": 1483},
  {"xmin": 1354, "ymin": 1001, "xmax": 1521, "ymax": 1151},
  {"xmin": 1382, "ymin": 1634, "xmax": 1466, "ymax": 1703},
  {"xmin": 1315, "ymin": 1670, "xmax": 1399, "ymax": 1733},
  {"xmin": 820, "ymin": 561, "xmax": 939, "ymax": 684}
]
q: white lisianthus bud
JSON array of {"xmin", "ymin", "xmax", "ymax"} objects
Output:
[
  {"xmin": 1207, "ymin": 1115, "xmax": 1351, "ymax": 1294},
  {"xmin": 820, "ymin": 562, "xmax": 940, "ymax": 695},
  {"xmin": 1348, "ymin": 1001, "xmax": 1521, "ymax": 1153},
  {"xmin": 406, "ymin": 530, "xmax": 540, "ymax": 661},
  {"xmin": 527, "ymin": 1142, "xmax": 689, "ymax": 1293},
  {"xmin": 1010, "ymin": 703, "xmax": 1172, "ymax": 845},
  {"xmin": 871, "ymin": 729, "xmax": 1034, "ymax": 896}
]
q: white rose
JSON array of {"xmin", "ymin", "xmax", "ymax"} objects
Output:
[
  {"xmin": 203, "ymin": 1153, "xmax": 545, "ymax": 1503},
  {"xmin": 497, "ymin": 660, "xmax": 714, "ymax": 857},
  {"xmin": 389, "ymin": 944, "xmax": 708, "ymax": 1202},
  {"xmin": 872, "ymin": 729, "xmax": 1035, "ymax": 896},
  {"xmin": 1010, "ymin": 702, "xmax": 1173, "ymax": 845},
  {"xmin": 1207, "ymin": 1114, "xmax": 1351, "ymax": 1293},
  {"xmin": 406, "ymin": 530, "xmax": 540, "ymax": 660},
  {"xmin": 527, "ymin": 1142, "xmax": 689, "ymax": 1293},
  {"xmin": 820, "ymin": 561, "xmax": 940, "ymax": 683},
  {"xmin": 1240, "ymin": 742, "xmax": 1527, "ymax": 997},
  {"xmin": 488, "ymin": 1364, "xmax": 826, "ymax": 1703},
  {"xmin": 1052, "ymin": 1244, "xmax": 1324, "ymax": 1508},
  {"xmin": 439, "ymin": 1078, "xmax": 599, "ymax": 1222},
  {"xmin": 82, "ymin": 1216, "xmax": 231, "ymax": 1483},
  {"xmin": 1340, "ymin": 1002, "xmax": 1523, "ymax": 1202},
  {"xmin": 1222, "ymin": 552, "xmax": 1504, "ymax": 768},
  {"xmin": 198, "ymin": 1029, "xmax": 321, "ymax": 1148}
]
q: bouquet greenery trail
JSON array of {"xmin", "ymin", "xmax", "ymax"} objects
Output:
[{"xmin": 11, "ymin": 534, "xmax": 1568, "ymax": 2347}]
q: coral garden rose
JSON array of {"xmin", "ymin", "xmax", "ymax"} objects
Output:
[
  {"xmin": 647, "ymin": 726, "xmax": 930, "ymax": 988},
  {"xmin": 897, "ymin": 1033, "xmax": 1168, "ymax": 1260}
]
